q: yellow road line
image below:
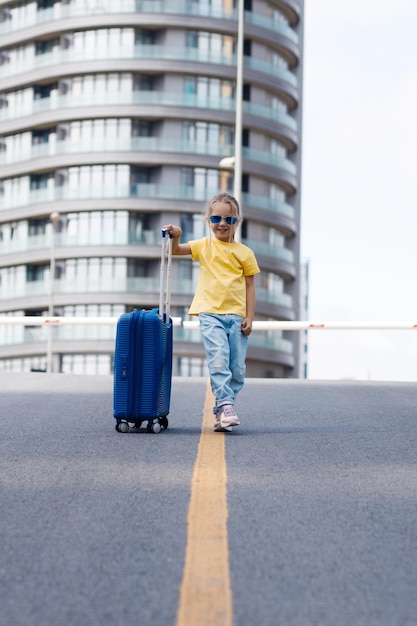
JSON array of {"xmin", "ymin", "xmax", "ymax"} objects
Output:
[{"xmin": 176, "ymin": 380, "xmax": 233, "ymax": 626}]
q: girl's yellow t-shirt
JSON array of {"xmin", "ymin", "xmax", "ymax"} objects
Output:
[{"xmin": 188, "ymin": 237, "xmax": 260, "ymax": 317}]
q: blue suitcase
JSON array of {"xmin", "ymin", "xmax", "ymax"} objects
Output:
[{"xmin": 113, "ymin": 230, "xmax": 173, "ymax": 434}]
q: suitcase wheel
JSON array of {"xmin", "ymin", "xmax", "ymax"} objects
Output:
[
  {"xmin": 116, "ymin": 421, "xmax": 129, "ymax": 433},
  {"xmin": 160, "ymin": 416, "xmax": 169, "ymax": 430},
  {"xmin": 115, "ymin": 418, "xmax": 168, "ymax": 434},
  {"xmin": 147, "ymin": 420, "xmax": 161, "ymax": 434}
]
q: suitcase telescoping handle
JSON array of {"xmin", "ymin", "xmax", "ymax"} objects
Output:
[{"xmin": 160, "ymin": 229, "xmax": 173, "ymax": 321}]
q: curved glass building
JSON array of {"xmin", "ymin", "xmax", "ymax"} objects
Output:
[{"xmin": 0, "ymin": 0, "xmax": 304, "ymax": 376}]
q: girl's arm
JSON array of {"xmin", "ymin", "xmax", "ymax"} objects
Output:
[
  {"xmin": 241, "ymin": 275, "xmax": 256, "ymax": 335},
  {"xmin": 163, "ymin": 224, "xmax": 192, "ymax": 255}
]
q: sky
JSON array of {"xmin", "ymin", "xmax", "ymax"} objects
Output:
[{"xmin": 300, "ymin": 0, "xmax": 417, "ymax": 381}]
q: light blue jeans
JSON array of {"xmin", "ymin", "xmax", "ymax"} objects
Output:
[{"xmin": 199, "ymin": 313, "xmax": 248, "ymax": 412}]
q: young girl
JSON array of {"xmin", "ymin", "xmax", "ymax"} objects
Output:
[{"xmin": 164, "ymin": 192, "xmax": 260, "ymax": 432}]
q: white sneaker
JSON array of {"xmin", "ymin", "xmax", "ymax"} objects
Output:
[{"xmin": 218, "ymin": 404, "xmax": 240, "ymax": 429}]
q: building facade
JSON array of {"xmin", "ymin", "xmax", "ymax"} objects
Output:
[{"xmin": 0, "ymin": 0, "xmax": 304, "ymax": 376}]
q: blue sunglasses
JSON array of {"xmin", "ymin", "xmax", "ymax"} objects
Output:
[{"xmin": 209, "ymin": 215, "xmax": 238, "ymax": 225}]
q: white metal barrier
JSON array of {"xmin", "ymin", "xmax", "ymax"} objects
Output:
[
  {"xmin": 1, "ymin": 316, "xmax": 416, "ymax": 374},
  {"xmin": 1, "ymin": 316, "xmax": 417, "ymax": 330}
]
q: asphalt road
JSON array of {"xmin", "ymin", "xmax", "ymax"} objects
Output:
[{"xmin": 1, "ymin": 373, "xmax": 417, "ymax": 626}]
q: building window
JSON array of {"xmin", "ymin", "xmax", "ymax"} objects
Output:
[
  {"xmin": 34, "ymin": 83, "xmax": 57, "ymax": 99},
  {"xmin": 183, "ymin": 121, "xmax": 233, "ymax": 148},
  {"xmin": 269, "ymin": 94, "xmax": 288, "ymax": 113},
  {"xmin": 37, "ymin": 0, "xmax": 59, "ymax": 10},
  {"xmin": 184, "ymin": 76, "xmax": 233, "ymax": 99},
  {"xmin": 270, "ymin": 138, "xmax": 286, "ymax": 158},
  {"xmin": 186, "ymin": 31, "xmax": 234, "ymax": 57},
  {"xmin": 127, "ymin": 259, "xmax": 148, "ymax": 278},
  {"xmin": 177, "ymin": 357, "xmax": 208, "ymax": 377},
  {"xmin": 269, "ymin": 183, "xmax": 286, "ymax": 202},
  {"xmin": 182, "ymin": 167, "xmax": 218, "ymax": 196},
  {"xmin": 35, "ymin": 38, "xmax": 59, "ymax": 56},
  {"xmin": 65, "ymin": 210, "xmax": 129, "ymax": 245},
  {"xmin": 180, "ymin": 213, "xmax": 205, "ymax": 239},
  {"xmin": 26, "ymin": 265, "xmax": 46, "ymax": 282},
  {"xmin": 30, "ymin": 174, "xmax": 49, "ymax": 189},
  {"xmin": 28, "ymin": 219, "xmax": 48, "ymax": 236},
  {"xmin": 266, "ymin": 4, "xmax": 289, "ymax": 26},
  {"xmin": 61, "ymin": 354, "xmax": 111, "ymax": 375}
]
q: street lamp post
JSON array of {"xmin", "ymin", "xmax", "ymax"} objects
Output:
[
  {"xmin": 46, "ymin": 211, "xmax": 60, "ymax": 373},
  {"xmin": 234, "ymin": 0, "xmax": 244, "ymax": 211},
  {"xmin": 219, "ymin": 0, "xmax": 244, "ymax": 241}
]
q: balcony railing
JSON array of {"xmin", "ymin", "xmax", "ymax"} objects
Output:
[
  {"xmin": 0, "ymin": 139, "xmax": 296, "ymax": 176},
  {"xmin": 0, "ymin": 1, "xmax": 298, "ymax": 47},
  {"xmin": 0, "ymin": 185, "xmax": 298, "ymax": 223},
  {"xmin": 0, "ymin": 277, "xmax": 195, "ymax": 301},
  {"xmin": 0, "ymin": 275, "xmax": 293, "ymax": 308},
  {"xmin": 0, "ymin": 90, "xmax": 298, "ymax": 133},
  {"xmin": 0, "ymin": 45, "xmax": 297, "ymax": 90},
  {"xmin": 244, "ymin": 240, "xmax": 294, "ymax": 264},
  {"xmin": 0, "ymin": 230, "xmax": 159, "ymax": 255},
  {"xmin": 243, "ymin": 193, "xmax": 295, "ymax": 219}
]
